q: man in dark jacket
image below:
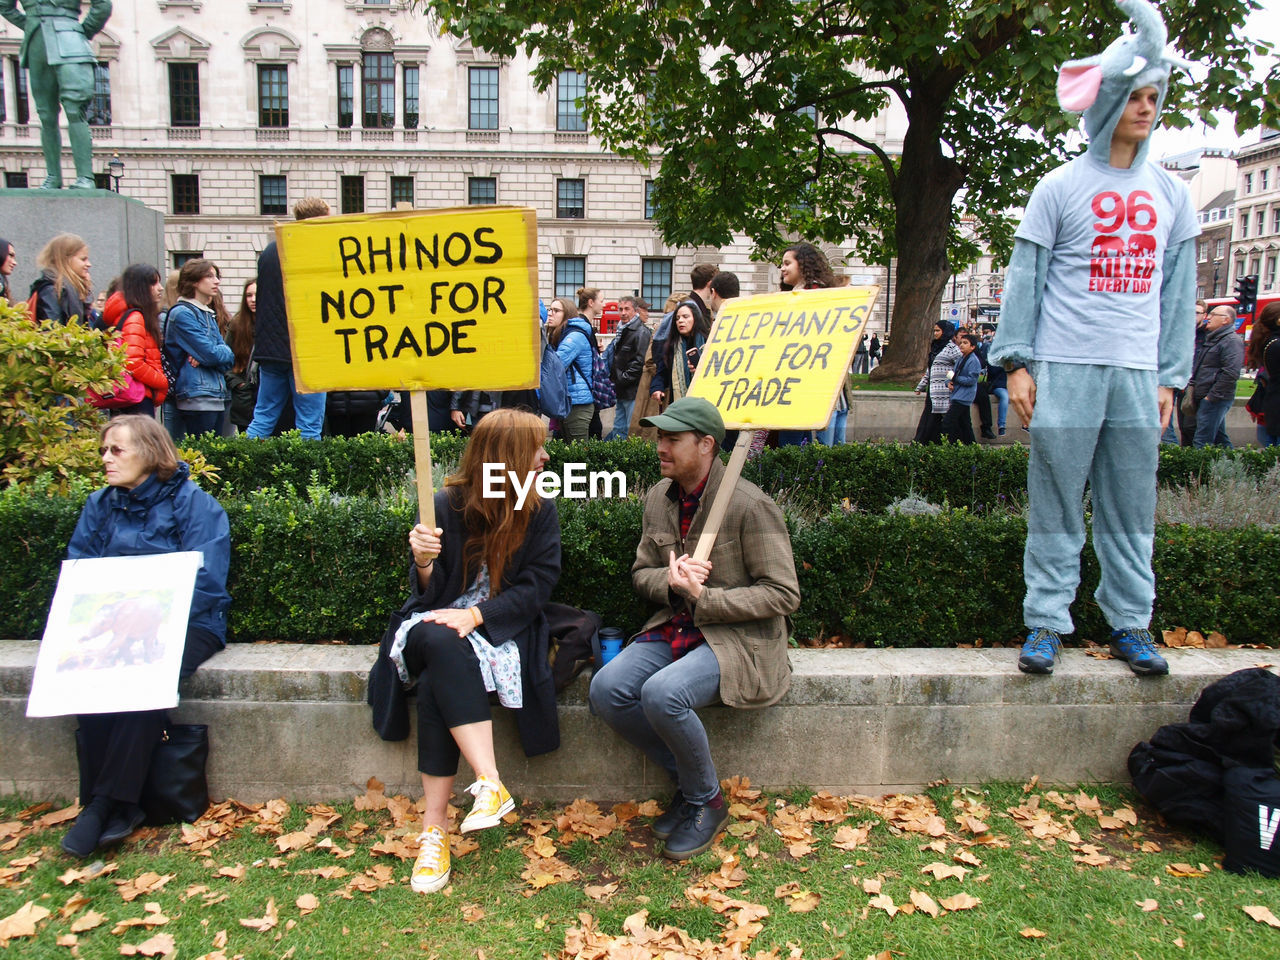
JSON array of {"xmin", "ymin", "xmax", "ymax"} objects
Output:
[
  {"xmin": 606, "ymin": 295, "xmax": 651, "ymax": 440},
  {"xmin": 1190, "ymin": 304, "xmax": 1243, "ymax": 448},
  {"xmin": 246, "ymin": 197, "xmax": 330, "ymax": 440}
]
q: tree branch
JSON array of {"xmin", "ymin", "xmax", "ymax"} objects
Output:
[{"xmin": 815, "ymin": 126, "xmax": 896, "ymax": 189}]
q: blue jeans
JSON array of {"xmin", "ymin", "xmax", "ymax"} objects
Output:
[
  {"xmin": 815, "ymin": 407, "xmax": 848, "ymax": 446},
  {"xmin": 991, "ymin": 387, "xmax": 1009, "ymax": 431},
  {"xmin": 588, "ymin": 639, "xmax": 721, "ymax": 804},
  {"xmin": 247, "ymin": 362, "xmax": 327, "ymax": 440},
  {"xmin": 606, "ymin": 395, "xmax": 635, "ymax": 441},
  {"xmin": 168, "ymin": 408, "xmax": 222, "ymax": 442},
  {"xmin": 1258, "ymin": 425, "xmax": 1280, "ymax": 447},
  {"xmin": 1192, "ymin": 396, "xmax": 1233, "ymax": 449}
]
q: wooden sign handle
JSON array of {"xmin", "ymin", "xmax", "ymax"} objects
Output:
[
  {"xmin": 692, "ymin": 431, "xmax": 753, "ymax": 562},
  {"xmin": 409, "ymin": 390, "xmax": 436, "ymax": 530}
]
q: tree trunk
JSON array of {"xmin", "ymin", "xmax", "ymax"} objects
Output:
[{"xmin": 869, "ymin": 99, "xmax": 966, "ymax": 384}]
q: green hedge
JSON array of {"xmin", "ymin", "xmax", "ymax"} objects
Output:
[
  {"xmin": 183, "ymin": 432, "xmax": 1280, "ymax": 513},
  {"xmin": 4, "ymin": 480, "xmax": 1277, "ymax": 646}
]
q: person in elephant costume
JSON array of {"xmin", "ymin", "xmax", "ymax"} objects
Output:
[
  {"xmin": 989, "ymin": 0, "xmax": 1198, "ymax": 678},
  {"xmin": 0, "ymin": 1, "xmax": 112, "ymax": 189}
]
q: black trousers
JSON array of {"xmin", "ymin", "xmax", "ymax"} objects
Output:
[
  {"xmin": 975, "ymin": 380, "xmax": 993, "ymax": 430},
  {"xmin": 76, "ymin": 627, "xmax": 222, "ymax": 805},
  {"xmin": 400, "ymin": 620, "xmax": 492, "ymax": 777},
  {"xmin": 941, "ymin": 402, "xmax": 976, "ymax": 444}
]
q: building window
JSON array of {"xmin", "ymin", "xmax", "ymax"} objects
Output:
[
  {"xmin": 1216, "ymin": 238, "xmax": 1225, "ymax": 259},
  {"xmin": 403, "ymin": 65, "xmax": 419, "ymax": 129},
  {"xmin": 468, "ymin": 66, "xmax": 498, "ymax": 130},
  {"xmin": 361, "ymin": 52, "xmax": 394, "ymax": 128},
  {"xmin": 258, "ymin": 65, "xmax": 288, "ymax": 128},
  {"xmin": 94, "ymin": 172, "xmax": 110, "ymax": 190},
  {"xmin": 1195, "ymin": 283, "xmax": 1205, "ymax": 299},
  {"xmin": 341, "ymin": 175, "xmax": 365, "ymax": 214},
  {"xmin": 10, "ymin": 58, "xmax": 29, "ymax": 125},
  {"xmin": 641, "ymin": 258, "xmax": 673, "ymax": 306},
  {"xmin": 337, "ymin": 64, "xmax": 354, "ymax": 128},
  {"xmin": 1237, "ymin": 260, "xmax": 1246, "ymax": 280},
  {"xmin": 260, "ymin": 175, "xmax": 287, "ymax": 216},
  {"xmin": 1257, "ymin": 211, "xmax": 1266, "ymax": 236},
  {"xmin": 1251, "ymin": 257, "xmax": 1262, "ymax": 279},
  {"xmin": 556, "ymin": 70, "xmax": 586, "ymax": 132},
  {"xmin": 390, "ymin": 175, "xmax": 414, "ymax": 208},
  {"xmin": 1273, "ymin": 208, "xmax": 1280, "ymax": 235},
  {"xmin": 554, "ymin": 257, "xmax": 585, "ymax": 298},
  {"xmin": 1266, "ymin": 255, "xmax": 1277, "ymax": 291},
  {"xmin": 557, "ymin": 178, "xmax": 585, "ymax": 219},
  {"xmin": 1263, "ymin": 169, "xmax": 1271, "ymax": 192},
  {"xmin": 468, "ymin": 176, "xmax": 496, "ymax": 205},
  {"xmin": 1245, "ymin": 173, "xmax": 1254, "ymax": 194},
  {"xmin": 1240, "ymin": 213, "xmax": 1249, "ymax": 239},
  {"xmin": 644, "ymin": 180, "xmax": 656, "ymax": 220},
  {"xmin": 168, "ymin": 63, "xmax": 200, "ymax": 127},
  {"xmin": 171, "ymin": 174, "xmax": 200, "ymax": 215},
  {"xmin": 4, "ymin": 172, "xmax": 27, "ymax": 189},
  {"xmin": 1196, "ymin": 240, "xmax": 1207, "ymax": 262},
  {"xmin": 86, "ymin": 62, "xmax": 111, "ymax": 126},
  {"xmin": 172, "ymin": 252, "xmax": 202, "ymax": 269}
]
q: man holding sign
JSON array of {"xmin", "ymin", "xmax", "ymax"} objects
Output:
[{"xmin": 589, "ymin": 397, "xmax": 800, "ymax": 860}]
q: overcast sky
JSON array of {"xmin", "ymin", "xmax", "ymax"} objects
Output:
[{"xmin": 1154, "ymin": 0, "xmax": 1279, "ymax": 160}]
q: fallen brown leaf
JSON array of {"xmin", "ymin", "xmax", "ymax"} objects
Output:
[
  {"xmin": 1244, "ymin": 904, "xmax": 1280, "ymax": 928},
  {"xmin": 909, "ymin": 889, "xmax": 940, "ymax": 918},
  {"xmin": 939, "ymin": 893, "xmax": 982, "ymax": 912},
  {"xmin": 119, "ymin": 932, "xmax": 176, "ymax": 957},
  {"xmin": 275, "ymin": 831, "xmax": 313, "ymax": 853},
  {"xmin": 1020, "ymin": 927, "xmax": 1047, "ymax": 939},
  {"xmin": 0, "ymin": 901, "xmax": 52, "ymax": 945},
  {"xmin": 110, "ymin": 903, "xmax": 170, "ymax": 935},
  {"xmin": 1166, "ymin": 863, "xmax": 1208, "ymax": 878},
  {"xmin": 295, "ymin": 894, "xmax": 318, "ymax": 916},
  {"xmin": 461, "ymin": 903, "xmax": 485, "ymax": 923},
  {"xmin": 1137, "ymin": 899, "xmax": 1159, "ymax": 912},
  {"xmin": 239, "ymin": 898, "xmax": 279, "ymax": 932},
  {"xmin": 59, "ymin": 893, "xmax": 91, "ymax": 918},
  {"xmin": 867, "ymin": 893, "xmax": 898, "ymax": 918},
  {"xmin": 70, "ymin": 909, "xmax": 108, "ymax": 933},
  {"xmin": 584, "ymin": 882, "xmax": 619, "ymax": 901}
]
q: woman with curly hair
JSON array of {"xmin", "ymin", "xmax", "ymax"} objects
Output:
[
  {"xmin": 779, "ymin": 241, "xmax": 836, "ymax": 291},
  {"xmin": 1245, "ymin": 301, "xmax": 1280, "ymax": 447}
]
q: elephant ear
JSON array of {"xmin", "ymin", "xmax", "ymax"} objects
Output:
[{"xmin": 1057, "ymin": 61, "xmax": 1103, "ymax": 111}]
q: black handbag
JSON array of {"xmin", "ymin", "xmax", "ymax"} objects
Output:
[{"xmin": 140, "ymin": 722, "xmax": 210, "ymax": 825}]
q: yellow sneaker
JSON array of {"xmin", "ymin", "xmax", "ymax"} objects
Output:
[
  {"xmin": 459, "ymin": 776, "xmax": 515, "ymax": 833},
  {"xmin": 410, "ymin": 825, "xmax": 450, "ymax": 893}
]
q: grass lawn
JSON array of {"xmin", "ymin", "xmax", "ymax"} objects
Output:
[{"xmin": 1, "ymin": 780, "xmax": 1277, "ymax": 959}]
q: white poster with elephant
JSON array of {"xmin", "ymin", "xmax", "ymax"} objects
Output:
[{"xmin": 26, "ymin": 553, "xmax": 204, "ymax": 718}]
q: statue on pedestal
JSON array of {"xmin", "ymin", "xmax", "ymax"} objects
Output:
[{"xmin": 0, "ymin": 1, "xmax": 113, "ymax": 189}]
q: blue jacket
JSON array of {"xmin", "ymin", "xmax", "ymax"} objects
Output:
[
  {"xmin": 165, "ymin": 298, "xmax": 234, "ymax": 403},
  {"xmin": 556, "ymin": 316, "xmax": 596, "ymax": 407},
  {"xmin": 67, "ymin": 464, "xmax": 232, "ymax": 644},
  {"xmin": 950, "ymin": 351, "xmax": 982, "ymax": 404}
]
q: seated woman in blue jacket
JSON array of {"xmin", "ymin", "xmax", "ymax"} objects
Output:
[
  {"xmin": 163, "ymin": 258, "xmax": 234, "ymax": 441},
  {"xmin": 60, "ymin": 415, "xmax": 231, "ymax": 858},
  {"xmin": 369, "ymin": 408, "xmax": 561, "ymax": 895}
]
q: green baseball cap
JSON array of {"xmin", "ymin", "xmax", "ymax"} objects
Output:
[{"xmin": 641, "ymin": 396, "xmax": 725, "ymax": 443}]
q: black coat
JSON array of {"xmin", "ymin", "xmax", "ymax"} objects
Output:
[
  {"xmin": 611, "ymin": 317, "xmax": 652, "ymax": 400},
  {"xmin": 252, "ymin": 242, "xmax": 291, "ymax": 364},
  {"xmin": 367, "ymin": 488, "xmax": 563, "ymax": 758},
  {"xmin": 1129, "ymin": 668, "xmax": 1280, "ymax": 841},
  {"xmin": 30, "ymin": 272, "xmax": 88, "ymax": 326},
  {"xmin": 1191, "ymin": 323, "xmax": 1244, "ymax": 403}
]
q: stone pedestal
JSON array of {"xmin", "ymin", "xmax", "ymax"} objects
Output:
[{"xmin": 0, "ymin": 189, "xmax": 166, "ymax": 305}]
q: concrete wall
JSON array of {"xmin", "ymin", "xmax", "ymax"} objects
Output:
[
  {"xmin": 0, "ymin": 190, "xmax": 165, "ymax": 306},
  {"xmin": 1, "ymin": 640, "xmax": 1268, "ymax": 803}
]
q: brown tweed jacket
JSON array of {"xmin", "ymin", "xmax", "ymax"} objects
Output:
[{"xmin": 633, "ymin": 456, "xmax": 801, "ymax": 708}]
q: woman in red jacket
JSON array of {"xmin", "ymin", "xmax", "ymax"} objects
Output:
[{"xmin": 111, "ymin": 265, "xmax": 169, "ymax": 416}]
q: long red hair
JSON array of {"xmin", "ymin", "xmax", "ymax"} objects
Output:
[{"xmin": 445, "ymin": 408, "xmax": 547, "ymax": 592}]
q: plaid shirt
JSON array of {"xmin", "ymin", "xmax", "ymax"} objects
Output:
[{"xmin": 634, "ymin": 474, "xmax": 707, "ymax": 660}]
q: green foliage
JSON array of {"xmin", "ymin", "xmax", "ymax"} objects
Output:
[
  {"xmin": 0, "ymin": 477, "xmax": 90, "ymax": 638},
  {"xmin": 0, "ymin": 299, "xmax": 122, "ymax": 489},
  {"xmin": 415, "ymin": 0, "xmax": 1277, "ymax": 375}
]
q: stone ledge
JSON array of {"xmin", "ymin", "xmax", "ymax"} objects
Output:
[{"xmin": 0, "ymin": 640, "xmax": 1268, "ymax": 802}]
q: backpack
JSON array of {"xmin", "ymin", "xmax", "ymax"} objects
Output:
[
  {"xmin": 87, "ymin": 311, "xmax": 147, "ymax": 409},
  {"xmin": 537, "ymin": 336, "xmax": 571, "ymax": 420},
  {"xmin": 568, "ymin": 327, "xmax": 616, "ymax": 410}
]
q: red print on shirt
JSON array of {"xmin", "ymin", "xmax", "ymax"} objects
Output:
[{"xmin": 1088, "ymin": 190, "xmax": 1158, "ymax": 294}]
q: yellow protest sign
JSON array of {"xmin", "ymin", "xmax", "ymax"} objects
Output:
[
  {"xmin": 276, "ymin": 206, "xmax": 539, "ymax": 392},
  {"xmin": 688, "ymin": 285, "xmax": 878, "ymax": 429}
]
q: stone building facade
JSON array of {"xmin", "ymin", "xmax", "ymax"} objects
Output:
[
  {"xmin": 1231, "ymin": 129, "xmax": 1280, "ymax": 302},
  {"xmin": 0, "ymin": 0, "xmax": 905, "ymax": 328}
]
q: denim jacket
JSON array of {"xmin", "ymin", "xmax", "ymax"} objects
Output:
[{"xmin": 165, "ymin": 298, "xmax": 233, "ymax": 403}]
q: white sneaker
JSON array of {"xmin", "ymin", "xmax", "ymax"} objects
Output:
[
  {"xmin": 459, "ymin": 776, "xmax": 515, "ymax": 833},
  {"xmin": 410, "ymin": 825, "xmax": 450, "ymax": 893}
]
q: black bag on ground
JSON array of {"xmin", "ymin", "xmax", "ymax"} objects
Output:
[
  {"xmin": 1129, "ymin": 668, "xmax": 1280, "ymax": 841},
  {"xmin": 141, "ymin": 722, "xmax": 210, "ymax": 825},
  {"xmin": 545, "ymin": 602, "xmax": 602, "ymax": 692},
  {"xmin": 1222, "ymin": 766, "xmax": 1280, "ymax": 877}
]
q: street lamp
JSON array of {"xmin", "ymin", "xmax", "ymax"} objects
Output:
[{"xmin": 107, "ymin": 153, "xmax": 124, "ymax": 193}]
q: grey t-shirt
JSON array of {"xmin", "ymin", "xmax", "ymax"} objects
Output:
[{"xmin": 1015, "ymin": 153, "xmax": 1198, "ymax": 370}]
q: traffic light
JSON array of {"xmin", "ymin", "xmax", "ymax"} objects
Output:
[{"xmin": 1234, "ymin": 274, "xmax": 1259, "ymax": 317}]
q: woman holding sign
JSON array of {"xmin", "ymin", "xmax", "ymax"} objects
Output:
[
  {"xmin": 650, "ymin": 300, "xmax": 710, "ymax": 408},
  {"xmin": 59, "ymin": 415, "xmax": 231, "ymax": 858},
  {"xmin": 369, "ymin": 409, "xmax": 561, "ymax": 894}
]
